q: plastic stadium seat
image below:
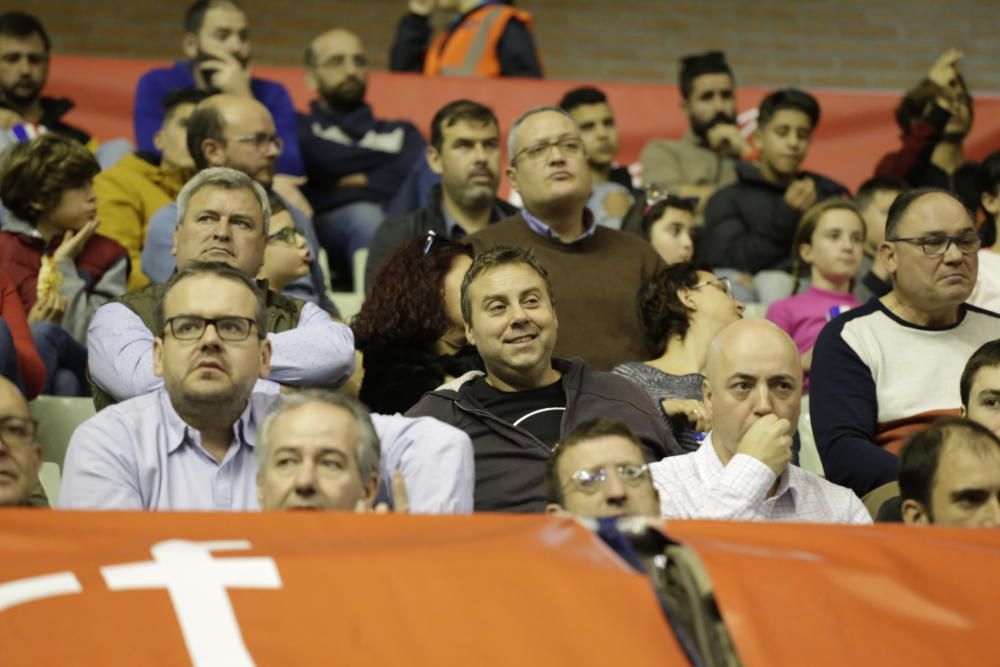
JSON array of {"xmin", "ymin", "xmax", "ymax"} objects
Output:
[
  {"xmin": 28, "ymin": 395, "xmax": 96, "ymax": 470},
  {"xmin": 797, "ymin": 396, "xmax": 824, "ymax": 477},
  {"xmin": 329, "ymin": 248, "xmax": 368, "ymax": 323}
]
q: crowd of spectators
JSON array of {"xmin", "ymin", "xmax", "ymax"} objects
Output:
[{"xmin": 2, "ymin": 0, "xmax": 999, "ymax": 543}]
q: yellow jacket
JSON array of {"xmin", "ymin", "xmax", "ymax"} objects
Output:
[{"xmin": 94, "ymin": 154, "xmax": 189, "ymax": 291}]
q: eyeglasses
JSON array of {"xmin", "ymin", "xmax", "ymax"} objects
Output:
[
  {"xmin": 564, "ymin": 463, "xmax": 650, "ymax": 494},
  {"xmin": 423, "ymin": 230, "xmax": 439, "ymax": 256},
  {"xmin": 228, "ymin": 133, "xmax": 284, "ymax": 153},
  {"xmin": 512, "ymin": 137, "xmax": 583, "ymax": 165},
  {"xmin": 690, "ymin": 276, "xmax": 733, "ymax": 298},
  {"xmin": 0, "ymin": 416, "xmax": 37, "ymax": 447},
  {"xmin": 267, "ymin": 225, "xmax": 304, "ymax": 246},
  {"xmin": 164, "ymin": 315, "xmax": 259, "ymax": 342},
  {"xmin": 887, "ymin": 232, "xmax": 981, "ymax": 257}
]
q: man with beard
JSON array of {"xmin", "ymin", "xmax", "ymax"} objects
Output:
[
  {"xmin": 364, "ymin": 99, "xmax": 516, "ymax": 287},
  {"xmin": 298, "ymin": 28, "xmax": 427, "ymax": 287},
  {"xmin": 875, "ymin": 49, "xmax": 979, "ymax": 213},
  {"xmin": 133, "ymin": 1, "xmax": 303, "ymax": 177},
  {"xmin": 559, "ymin": 86, "xmax": 634, "ymax": 230},
  {"xmin": 640, "ymin": 51, "xmax": 747, "ymax": 217},
  {"xmin": 0, "ymin": 11, "xmax": 91, "ymax": 146}
]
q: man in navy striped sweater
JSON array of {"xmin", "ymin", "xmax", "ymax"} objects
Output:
[{"xmin": 810, "ymin": 188, "xmax": 1000, "ymax": 497}]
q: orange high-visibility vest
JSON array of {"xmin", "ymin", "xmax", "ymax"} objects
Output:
[{"xmin": 423, "ymin": 4, "xmax": 535, "ymax": 77}]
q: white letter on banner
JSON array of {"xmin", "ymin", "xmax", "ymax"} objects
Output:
[
  {"xmin": 0, "ymin": 571, "xmax": 83, "ymax": 613},
  {"xmin": 101, "ymin": 540, "xmax": 282, "ymax": 667}
]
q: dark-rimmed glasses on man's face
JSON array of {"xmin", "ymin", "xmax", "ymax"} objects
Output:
[
  {"xmin": 228, "ymin": 133, "xmax": 284, "ymax": 153},
  {"xmin": 887, "ymin": 231, "xmax": 980, "ymax": 257},
  {"xmin": 512, "ymin": 137, "xmax": 583, "ymax": 165},
  {"xmin": 164, "ymin": 316, "xmax": 258, "ymax": 342},
  {"xmin": 267, "ymin": 225, "xmax": 303, "ymax": 246}
]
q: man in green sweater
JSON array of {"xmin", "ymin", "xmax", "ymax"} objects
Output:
[{"xmin": 469, "ymin": 106, "xmax": 664, "ymax": 371}]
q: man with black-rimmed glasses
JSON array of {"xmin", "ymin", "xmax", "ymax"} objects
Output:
[
  {"xmin": 0, "ymin": 375, "xmax": 42, "ymax": 507},
  {"xmin": 810, "ymin": 188, "xmax": 1000, "ymax": 498}
]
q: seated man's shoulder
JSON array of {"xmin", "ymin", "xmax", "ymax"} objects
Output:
[
  {"xmin": 80, "ymin": 390, "xmax": 165, "ymax": 434},
  {"xmin": 468, "ymin": 214, "xmax": 526, "ymax": 244}
]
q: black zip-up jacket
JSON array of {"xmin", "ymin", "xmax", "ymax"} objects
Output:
[{"xmin": 407, "ymin": 357, "xmax": 681, "ymax": 512}]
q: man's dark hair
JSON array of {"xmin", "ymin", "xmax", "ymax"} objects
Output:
[
  {"xmin": 960, "ymin": 339, "xmax": 1000, "ymax": 409},
  {"xmin": 429, "ymin": 99, "xmax": 498, "ymax": 152},
  {"xmin": 558, "ymin": 86, "xmax": 608, "ymax": 114},
  {"xmin": 162, "ymin": 88, "xmax": 211, "ymax": 122},
  {"xmin": 884, "ymin": 187, "xmax": 970, "ymax": 242},
  {"xmin": 460, "ymin": 245, "xmax": 555, "ymax": 325},
  {"xmin": 899, "ymin": 416, "xmax": 1000, "ymax": 511},
  {"xmin": 547, "ymin": 418, "xmax": 645, "ymax": 506},
  {"xmin": 977, "ymin": 150, "xmax": 1000, "ymax": 212},
  {"xmin": 855, "ymin": 176, "xmax": 910, "ymax": 213},
  {"xmin": 678, "ymin": 51, "xmax": 732, "ymax": 100},
  {"xmin": 895, "ymin": 77, "xmax": 973, "ymax": 134},
  {"xmin": 757, "ymin": 88, "xmax": 820, "ymax": 129},
  {"xmin": 184, "ymin": 0, "xmax": 244, "ymax": 34},
  {"xmin": 185, "ymin": 101, "xmax": 226, "ymax": 170},
  {"xmin": 155, "ymin": 261, "xmax": 267, "ymax": 338},
  {"xmin": 0, "ymin": 11, "xmax": 50, "ymax": 51}
]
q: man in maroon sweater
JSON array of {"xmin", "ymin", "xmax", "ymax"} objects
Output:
[{"xmin": 468, "ymin": 106, "xmax": 664, "ymax": 371}]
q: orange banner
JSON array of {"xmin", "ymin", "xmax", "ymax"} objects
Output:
[
  {"xmin": 666, "ymin": 520, "xmax": 1000, "ymax": 667},
  {"xmin": 0, "ymin": 510, "xmax": 685, "ymax": 666},
  {"xmin": 47, "ymin": 55, "xmax": 1000, "ymax": 193}
]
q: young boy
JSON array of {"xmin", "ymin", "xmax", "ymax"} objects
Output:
[
  {"xmin": 853, "ymin": 176, "xmax": 909, "ymax": 303},
  {"xmin": 697, "ymin": 88, "xmax": 848, "ymax": 304},
  {"xmin": 0, "ymin": 133, "xmax": 128, "ymax": 394}
]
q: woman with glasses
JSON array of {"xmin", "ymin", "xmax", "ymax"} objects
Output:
[
  {"xmin": 613, "ymin": 262, "xmax": 744, "ymax": 451},
  {"xmin": 258, "ymin": 197, "xmax": 312, "ymax": 293},
  {"xmin": 351, "ymin": 233, "xmax": 482, "ymax": 414}
]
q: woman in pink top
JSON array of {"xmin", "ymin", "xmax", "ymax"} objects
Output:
[{"xmin": 767, "ymin": 199, "xmax": 866, "ymax": 386}]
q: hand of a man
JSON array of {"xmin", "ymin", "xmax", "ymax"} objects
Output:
[
  {"xmin": 271, "ymin": 174, "xmax": 313, "ymax": 219},
  {"xmin": 706, "ymin": 123, "xmax": 748, "ymax": 157},
  {"xmin": 927, "ymin": 48, "xmax": 964, "ymax": 100},
  {"xmin": 27, "ymin": 290, "xmax": 67, "ymax": 325},
  {"xmin": 783, "ymin": 177, "xmax": 817, "ymax": 212},
  {"xmin": 197, "ymin": 49, "xmax": 251, "ymax": 96},
  {"xmin": 53, "ymin": 217, "xmax": 100, "ymax": 264},
  {"xmin": 661, "ymin": 399, "xmax": 712, "ymax": 433},
  {"xmin": 736, "ymin": 414, "xmax": 793, "ymax": 477},
  {"xmin": 359, "ymin": 471, "xmax": 410, "ymax": 514},
  {"xmin": 408, "ymin": 0, "xmax": 435, "ymax": 16},
  {"xmin": 335, "ymin": 172, "xmax": 369, "ymax": 189}
]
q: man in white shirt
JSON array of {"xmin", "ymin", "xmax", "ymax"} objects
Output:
[{"xmin": 650, "ymin": 319, "xmax": 871, "ymax": 524}]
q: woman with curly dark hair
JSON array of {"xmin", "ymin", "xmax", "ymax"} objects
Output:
[
  {"xmin": 352, "ymin": 233, "xmax": 482, "ymax": 414},
  {"xmin": 612, "ymin": 262, "xmax": 744, "ymax": 451}
]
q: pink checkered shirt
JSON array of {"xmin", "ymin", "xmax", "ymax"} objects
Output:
[{"xmin": 649, "ymin": 434, "xmax": 872, "ymax": 524}]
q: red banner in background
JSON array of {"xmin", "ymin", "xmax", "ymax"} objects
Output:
[
  {"xmin": 0, "ymin": 511, "xmax": 684, "ymax": 666},
  {"xmin": 48, "ymin": 55, "xmax": 1000, "ymax": 193}
]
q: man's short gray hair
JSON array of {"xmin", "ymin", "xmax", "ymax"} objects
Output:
[
  {"xmin": 176, "ymin": 166, "xmax": 272, "ymax": 235},
  {"xmin": 507, "ymin": 105, "xmax": 576, "ymax": 163},
  {"xmin": 256, "ymin": 390, "xmax": 380, "ymax": 482}
]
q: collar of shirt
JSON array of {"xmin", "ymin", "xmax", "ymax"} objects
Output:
[
  {"xmin": 158, "ymin": 388, "xmax": 260, "ymax": 458},
  {"xmin": 521, "ymin": 207, "xmax": 597, "ymax": 245},
  {"xmin": 440, "ymin": 199, "xmax": 505, "ymax": 238},
  {"xmin": 699, "ymin": 432, "xmax": 797, "ymax": 504},
  {"xmin": 1, "ymin": 214, "xmax": 42, "ymax": 238}
]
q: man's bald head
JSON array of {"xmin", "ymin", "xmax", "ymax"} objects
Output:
[
  {"xmin": 0, "ymin": 376, "xmax": 42, "ymax": 506},
  {"xmin": 305, "ymin": 28, "xmax": 368, "ymax": 113},
  {"xmin": 703, "ymin": 319, "xmax": 803, "ymax": 455},
  {"xmin": 186, "ymin": 94, "xmax": 279, "ymax": 186}
]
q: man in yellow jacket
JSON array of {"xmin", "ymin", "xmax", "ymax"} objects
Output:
[{"xmin": 94, "ymin": 89, "xmax": 207, "ymax": 291}]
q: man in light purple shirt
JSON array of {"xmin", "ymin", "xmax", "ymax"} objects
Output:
[
  {"xmin": 87, "ymin": 167, "xmax": 354, "ymax": 410},
  {"xmin": 650, "ymin": 319, "xmax": 871, "ymax": 524},
  {"xmin": 62, "ymin": 263, "xmax": 475, "ymax": 512}
]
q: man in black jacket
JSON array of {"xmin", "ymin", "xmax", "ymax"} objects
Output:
[
  {"xmin": 407, "ymin": 245, "xmax": 680, "ymax": 512},
  {"xmin": 365, "ymin": 99, "xmax": 516, "ymax": 287},
  {"xmin": 697, "ymin": 88, "xmax": 848, "ymax": 304}
]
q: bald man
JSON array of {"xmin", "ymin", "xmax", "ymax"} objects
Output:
[
  {"xmin": 140, "ymin": 94, "xmax": 334, "ymax": 314},
  {"xmin": 649, "ymin": 319, "xmax": 871, "ymax": 523},
  {"xmin": 298, "ymin": 28, "xmax": 427, "ymax": 284},
  {"xmin": 0, "ymin": 376, "xmax": 42, "ymax": 506}
]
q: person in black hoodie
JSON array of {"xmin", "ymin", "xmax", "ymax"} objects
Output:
[
  {"xmin": 353, "ymin": 234, "xmax": 482, "ymax": 415},
  {"xmin": 298, "ymin": 28, "xmax": 427, "ymax": 286},
  {"xmin": 697, "ymin": 88, "xmax": 848, "ymax": 305}
]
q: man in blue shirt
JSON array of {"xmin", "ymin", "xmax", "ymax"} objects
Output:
[{"xmin": 133, "ymin": 0, "xmax": 303, "ymax": 179}]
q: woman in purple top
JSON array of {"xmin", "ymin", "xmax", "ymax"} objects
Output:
[{"xmin": 766, "ymin": 199, "xmax": 865, "ymax": 386}]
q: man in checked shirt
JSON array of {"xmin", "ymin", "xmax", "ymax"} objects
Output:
[{"xmin": 650, "ymin": 319, "xmax": 871, "ymax": 523}]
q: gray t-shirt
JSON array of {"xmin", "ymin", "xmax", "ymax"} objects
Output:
[{"xmin": 611, "ymin": 362, "xmax": 704, "ymax": 452}]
